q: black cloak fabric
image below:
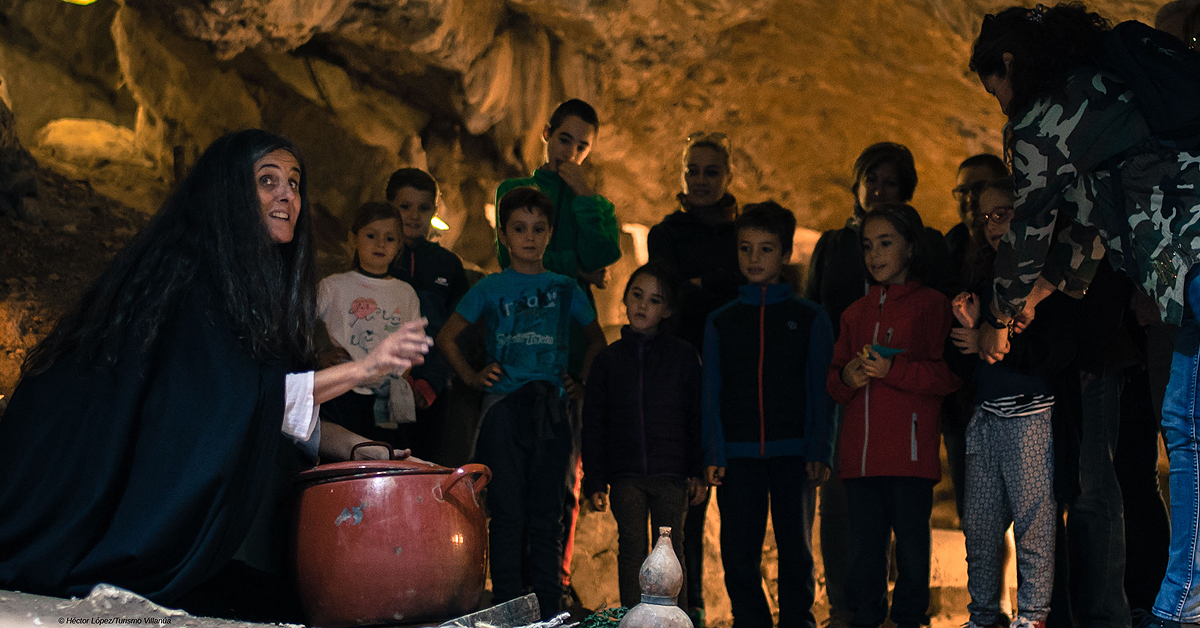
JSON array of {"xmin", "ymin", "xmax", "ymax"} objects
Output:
[{"xmin": 0, "ymin": 286, "xmax": 287, "ymax": 604}]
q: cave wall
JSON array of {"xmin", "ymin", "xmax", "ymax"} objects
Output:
[
  {"xmin": 0, "ymin": 0, "xmax": 1164, "ymax": 243},
  {"xmin": 0, "ymin": 0, "xmax": 1163, "ymax": 341}
]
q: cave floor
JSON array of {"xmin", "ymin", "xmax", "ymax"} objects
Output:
[{"xmin": 0, "ymin": 581, "xmax": 974, "ymax": 628}]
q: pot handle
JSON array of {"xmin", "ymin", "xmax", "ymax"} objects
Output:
[
  {"xmin": 433, "ymin": 463, "xmax": 492, "ymax": 502},
  {"xmin": 349, "ymin": 440, "xmax": 395, "ymax": 460}
]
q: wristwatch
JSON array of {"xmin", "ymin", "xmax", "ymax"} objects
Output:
[{"xmin": 983, "ymin": 307, "xmax": 1010, "ymax": 330}]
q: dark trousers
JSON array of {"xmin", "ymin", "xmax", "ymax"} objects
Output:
[
  {"xmin": 942, "ymin": 396, "xmax": 971, "ymax": 524},
  {"xmin": 561, "ymin": 401, "xmax": 583, "ymax": 590},
  {"xmin": 844, "ymin": 476, "xmax": 935, "ymax": 628},
  {"xmin": 610, "ymin": 476, "xmax": 690, "ymax": 609},
  {"xmin": 1067, "ymin": 371, "xmax": 1131, "ymax": 627},
  {"xmin": 820, "ymin": 405, "xmax": 850, "ymax": 613},
  {"xmin": 475, "ymin": 393, "xmax": 573, "ymax": 619},
  {"xmin": 320, "ymin": 390, "xmax": 412, "ymax": 450},
  {"xmin": 718, "ymin": 456, "xmax": 817, "ymax": 628},
  {"xmin": 410, "ymin": 393, "xmax": 449, "ymax": 464},
  {"xmin": 1116, "ymin": 359, "xmax": 1171, "ymax": 612},
  {"xmin": 684, "ymin": 488, "xmax": 710, "ymax": 610}
]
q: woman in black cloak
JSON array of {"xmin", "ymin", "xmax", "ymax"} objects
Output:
[{"xmin": 0, "ymin": 129, "xmax": 430, "ymax": 618}]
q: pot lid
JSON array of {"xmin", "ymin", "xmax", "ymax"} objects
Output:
[{"xmin": 295, "ymin": 456, "xmax": 454, "ymax": 484}]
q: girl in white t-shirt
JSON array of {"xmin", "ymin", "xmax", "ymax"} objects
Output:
[{"xmin": 317, "ymin": 202, "xmax": 422, "ymax": 448}]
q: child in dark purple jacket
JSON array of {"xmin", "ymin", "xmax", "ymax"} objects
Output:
[{"xmin": 583, "ymin": 262, "xmax": 705, "ymax": 610}]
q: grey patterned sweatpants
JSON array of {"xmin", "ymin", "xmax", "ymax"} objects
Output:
[{"xmin": 964, "ymin": 406, "xmax": 1056, "ymax": 624}]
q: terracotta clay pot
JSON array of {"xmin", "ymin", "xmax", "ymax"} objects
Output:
[{"xmin": 293, "ymin": 443, "xmax": 491, "ymax": 627}]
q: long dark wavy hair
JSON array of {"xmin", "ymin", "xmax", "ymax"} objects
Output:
[
  {"xmin": 23, "ymin": 129, "xmax": 318, "ymax": 375},
  {"xmin": 970, "ymin": 3, "xmax": 1111, "ymax": 118}
]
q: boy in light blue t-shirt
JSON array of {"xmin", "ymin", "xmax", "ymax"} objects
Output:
[{"xmin": 437, "ymin": 186, "xmax": 607, "ymax": 619}]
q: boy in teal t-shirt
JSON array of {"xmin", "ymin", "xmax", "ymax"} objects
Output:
[{"xmin": 438, "ymin": 186, "xmax": 607, "ymax": 619}]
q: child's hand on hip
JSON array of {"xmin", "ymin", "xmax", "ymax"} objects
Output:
[{"xmin": 467, "ymin": 363, "xmax": 502, "ymax": 390}]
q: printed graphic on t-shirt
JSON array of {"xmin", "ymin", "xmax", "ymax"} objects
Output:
[
  {"xmin": 456, "ymin": 270, "xmax": 596, "ymax": 395},
  {"xmin": 347, "ymin": 297, "xmax": 409, "ymax": 353}
]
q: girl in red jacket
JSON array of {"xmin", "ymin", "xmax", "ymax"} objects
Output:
[{"xmin": 826, "ymin": 205, "xmax": 960, "ymax": 628}]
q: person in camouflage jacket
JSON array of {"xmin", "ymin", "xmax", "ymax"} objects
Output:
[{"xmin": 971, "ymin": 5, "xmax": 1200, "ymax": 626}]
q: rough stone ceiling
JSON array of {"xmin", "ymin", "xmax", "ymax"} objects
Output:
[
  {"xmin": 0, "ymin": 0, "xmax": 1161, "ymax": 242},
  {"xmin": 0, "ymin": 0, "xmax": 1167, "ymax": 399}
]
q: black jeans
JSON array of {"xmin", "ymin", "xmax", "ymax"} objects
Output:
[
  {"xmin": 685, "ymin": 488, "xmax": 710, "ymax": 610},
  {"xmin": 717, "ymin": 456, "xmax": 817, "ymax": 628},
  {"xmin": 1116, "ymin": 361, "xmax": 1171, "ymax": 613},
  {"xmin": 475, "ymin": 390, "xmax": 573, "ymax": 619},
  {"xmin": 609, "ymin": 476, "xmax": 690, "ymax": 608},
  {"xmin": 843, "ymin": 476, "xmax": 935, "ymax": 628},
  {"xmin": 1067, "ymin": 371, "xmax": 1130, "ymax": 627},
  {"xmin": 320, "ymin": 390, "xmax": 412, "ymax": 450}
]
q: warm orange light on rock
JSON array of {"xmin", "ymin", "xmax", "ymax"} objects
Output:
[{"xmin": 60, "ymin": 0, "xmax": 99, "ymax": 5}]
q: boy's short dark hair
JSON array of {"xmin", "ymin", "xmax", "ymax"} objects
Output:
[
  {"xmin": 957, "ymin": 153, "xmax": 1008, "ymax": 179},
  {"xmin": 351, "ymin": 201, "xmax": 402, "ymax": 233},
  {"xmin": 497, "ymin": 186, "xmax": 555, "ymax": 231},
  {"xmin": 385, "ymin": 167, "xmax": 439, "ymax": 202},
  {"xmin": 624, "ymin": 261, "xmax": 680, "ymax": 311},
  {"xmin": 735, "ymin": 201, "xmax": 796, "ymax": 257},
  {"xmin": 851, "ymin": 142, "xmax": 918, "ymax": 204},
  {"xmin": 548, "ymin": 99, "xmax": 599, "ymax": 134}
]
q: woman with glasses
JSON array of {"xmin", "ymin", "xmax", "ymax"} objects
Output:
[
  {"xmin": 1156, "ymin": 0, "xmax": 1200, "ymax": 49},
  {"xmin": 646, "ymin": 131, "xmax": 740, "ymax": 624},
  {"xmin": 971, "ymin": 4, "xmax": 1200, "ymax": 625}
]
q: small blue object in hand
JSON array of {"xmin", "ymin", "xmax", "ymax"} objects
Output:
[{"xmin": 869, "ymin": 345, "xmax": 906, "ymax": 359}]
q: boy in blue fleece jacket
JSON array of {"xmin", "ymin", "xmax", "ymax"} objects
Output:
[{"xmin": 702, "ymin": 201, "xmax": 835, "ymax": 628}]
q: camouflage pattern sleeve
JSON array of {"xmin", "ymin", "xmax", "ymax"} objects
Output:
[
  {"xmin": 993, "ymin": 69, "xmax": 1144, "ymax": 318},
  {"xmin": 991, "ymin": 131, "xmax": 1062, "ymax": 318},
  {"xmin": 1041, "ymin": 220, "xmax": 1105, "ymax": 299}
]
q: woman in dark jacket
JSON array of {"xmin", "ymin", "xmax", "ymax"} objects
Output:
[{"xmin": 647, "ymin": 131, "xmax": 742, "ymax": 351}]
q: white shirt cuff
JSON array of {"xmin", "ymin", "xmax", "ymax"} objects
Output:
[{"xmin": 282, "ymin": 371, "xmax": 319, "ymax": 442}]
